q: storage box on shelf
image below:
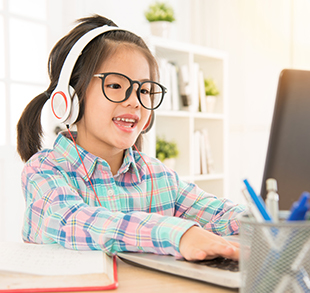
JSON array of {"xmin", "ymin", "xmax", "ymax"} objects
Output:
[{"xmin": 143, "ymin": 36, "xmax": 228, "ymax": 198}]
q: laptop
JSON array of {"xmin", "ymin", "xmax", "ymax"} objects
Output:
[
  {"xmin": 117, "ymin": 235, "xmax": 240, "ymax": 289},
  {"xmin": 260, "ymin": 69, "xmax": 310, "ymax": 210}
]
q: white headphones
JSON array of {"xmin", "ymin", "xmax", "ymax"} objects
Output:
[{"xmin": 50, "ymin": 25, "xmax": 129, "ymax": 125}]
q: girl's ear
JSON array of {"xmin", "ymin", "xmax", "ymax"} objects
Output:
[{"xmin": 141, "ymin": 111, "xmax": 155, "ymax": 134}]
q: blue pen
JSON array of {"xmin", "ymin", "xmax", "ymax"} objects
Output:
[
  {"xmin": 243, "ymin": 179, "xmax": 273, "ymax": 222},
  {"xmin": 287, "ymin": 192, "xmax": 310, "ymax": 221}
]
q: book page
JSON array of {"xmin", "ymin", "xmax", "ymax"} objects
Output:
[{"xmin": 0, "ymin": 242, "xmax": 105, "ymax": 276}]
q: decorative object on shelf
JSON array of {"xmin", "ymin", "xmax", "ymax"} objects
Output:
[
  {"xmin": 204, "ymin": 78, "xmax": 220, "ymax": 113},
  {"xmin": 156, "ymin": 136, "xmax": 179, "ymax": 169},
  {"xmin": 145, "ymin": 2, "xmax": 175, "ymax": 38}
]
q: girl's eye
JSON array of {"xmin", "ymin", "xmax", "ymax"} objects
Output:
[
  {"xmin": 140, "ymin": 88, "xmax": 150, "ymax": 95},
  {"xmin": 107, "ymin": 83, "xmax": 122, "ymax": 89}
]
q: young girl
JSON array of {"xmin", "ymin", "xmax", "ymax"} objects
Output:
[{"xmin": 17, "ymin": 15, "xmax": 245, "ymax": 261}]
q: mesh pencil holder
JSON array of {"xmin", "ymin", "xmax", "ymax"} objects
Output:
[{"xmin": 239, "ymin": 215, "xmax": 310, "ymax": 293}]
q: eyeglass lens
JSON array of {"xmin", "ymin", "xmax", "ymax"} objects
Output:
[{"xmin": 103, "ymin": 73, "xmax": 163, "ymax": 109}]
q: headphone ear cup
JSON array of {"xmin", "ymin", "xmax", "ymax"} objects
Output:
[
  {"xmin": 141, "ymin": 111, "xmax": 155, "ymax": 134},
  {"xmin": 51, "ymin": 86, "xmax": 79, "ymax": 125}
]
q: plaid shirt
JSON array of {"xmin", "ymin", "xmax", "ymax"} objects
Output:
[{"xmin": 21, "ymin": 131, "xmax": 245, "ymax": 257}]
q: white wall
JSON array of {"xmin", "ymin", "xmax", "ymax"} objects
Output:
[{"xmin": 3, "ymin": 0, "xmax": 310, "ymax": 242}]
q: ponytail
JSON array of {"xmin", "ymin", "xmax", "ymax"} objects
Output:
[{"xmin": 17, "ymin": 92, "xmax": 49, "ymax": 162}]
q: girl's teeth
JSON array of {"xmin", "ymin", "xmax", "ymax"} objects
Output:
[{"xmin": 114, "ymin": 118, "xmax": 136, "ymax": 123}]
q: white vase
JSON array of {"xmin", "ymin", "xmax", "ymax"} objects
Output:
[
  {"xmin": 163, "ymin": 158, "xmax": 176, "ymax": 170},
  {"xmin": 205, "ymin": 96, "xmax": 217, "ymax": 113},
  {"xmin": 150, "ymin": 21, "xmax": 171, "ymax": 38}
]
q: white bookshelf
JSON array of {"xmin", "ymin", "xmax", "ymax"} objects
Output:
[{"xmin": 144, "ymin": 36, "xmax": 228, "ymax": 199}]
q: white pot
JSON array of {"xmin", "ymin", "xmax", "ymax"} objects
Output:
[
  {"xmin": 163, "ymin": 158, "xmax": 176, "ymax": 170},
  {"xmin": 205, "ymin": 96, "xmax": 217, "ymax": 113},
  {"xmin": 150, "ymin": 21, "xmax": 172, "ymax": 38}
]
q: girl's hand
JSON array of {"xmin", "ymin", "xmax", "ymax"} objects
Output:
[{"xmin": 179, "ymin": 226, "xmax": 239, "ymax": 261}]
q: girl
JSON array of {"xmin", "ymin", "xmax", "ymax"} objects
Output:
[{"xmin": 17, "ymin": 15, "xmax": 245, "ymax": 261}]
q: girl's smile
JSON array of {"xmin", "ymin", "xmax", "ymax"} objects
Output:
[{"xmin": 112, "ymin": 114, "xmax": 139, "ymax": 131}]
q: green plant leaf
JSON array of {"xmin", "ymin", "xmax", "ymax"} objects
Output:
[
  {"xmin": 204, "ymin": 78, "xmax": 220, "ymax": 96},
  {"xmin": 145, "ymin": 2, "xmax": 175, "ymax": 22},
  {"xmin": 156, "ymin": 136, "xmax": 179, "ymax": 161}
]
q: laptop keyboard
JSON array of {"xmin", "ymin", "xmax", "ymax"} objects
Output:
[{"xmin": 183, "ymin": 257, "xmax": 239, "ymax": 272}]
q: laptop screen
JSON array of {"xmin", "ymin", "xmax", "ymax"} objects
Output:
[{"xmin": 261, "ymin": 69, "xmax": 310, "ymax": 210}]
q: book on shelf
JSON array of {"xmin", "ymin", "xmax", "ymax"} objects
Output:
[
  {"xmin": 194, "ymin": 131, "xmax": 201, "ymax": 175},
  {"xmin": 158, "ymin": 58, "xmax": 172, "ymax": 111},
  {"xmin": 198, "ymin": 69, "xmax": 207, "ymax": 113},
  {"xmin": 202, "ymin": 129, "xmax": 215, "ymax": 174},
  {"xmin": 170, "ymin": 63, "xmax": 180, "ymax": 111},
  {"xmin": 178, "ymin": 64, "xmax": 191, "ymax": 108},
  {"xmin": 158, "ymin": 58, "xmax": 181, "ymax": 111},
  {"xmin": 0, "ymin": 242, "xmax": 117, "ymax": 292},
  {"xmin": 194, "ymin": 129, "xmax": 215, "ymax": 175},
  {"xmin": 190, "ymin": 63, "xmax": 200, "ymax": 113}
]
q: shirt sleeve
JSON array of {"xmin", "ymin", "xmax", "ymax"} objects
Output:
[
  {"xmin": 174, "ymin": 176, "xmax": 246, "ymax": 236},
  {"xmin": 22, "ymin": 163, "xmax": 196, "ymax": 257}
]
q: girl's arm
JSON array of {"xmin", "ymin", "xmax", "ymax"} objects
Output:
[
  {"xmin": 173, "ymin": 176, "xmax": 245, "ymax": 261},
  {"xmin": 174, "ymin": 177, "xmax": 246, "ymax": 236},
  {"xmin": 22, "ymin": 165, "xmax": 196, "ymax": 257}
]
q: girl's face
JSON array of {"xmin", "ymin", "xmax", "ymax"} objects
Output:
[{"xmin": 76, "ymin": 46, "xmax": 151, "ymax": 158}]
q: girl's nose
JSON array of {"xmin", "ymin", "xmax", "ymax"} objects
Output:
[{"xmin": 123, "ymin": 85, "xmax": 140, "ymax": 108}]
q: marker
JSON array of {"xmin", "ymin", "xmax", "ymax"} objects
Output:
[
  {"xmin": 243, "ymin": 179, "xmax": 273, "ymax": 222},
  {"xmin": 287, "ymin": 192, "xmax": 310, "ymax": 221}
]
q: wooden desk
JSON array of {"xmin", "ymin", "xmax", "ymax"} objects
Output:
[{"xmin": 73, "ymin": 258, "xmax": 238, "ymax": 293}]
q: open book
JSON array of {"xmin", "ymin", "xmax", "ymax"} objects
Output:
[{"xmin": 0, "ymin": 242, "xmax": 117, "ymax": 292}]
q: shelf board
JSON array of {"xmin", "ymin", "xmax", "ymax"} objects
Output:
[
  {"xmin": 193, "ymin": 173, "xmax": 224, "ymax": 181},
  {"xmin": 148, "ymin": 36, "xmax": 227, "ymax": 60},
  {"xmin": 193, "ymin": 112, "xmax": 224, "ymax": 120},
  {"xmin": 156, "ymin": 110, "xmax": 224, "ymax": 120},
  {"xmin": 157, "ymin": 110, "xmax": 190, "ymax": 117},
  {"xmin": 179, "ymin": 173, "xmax": 224, "ymax": 183}
]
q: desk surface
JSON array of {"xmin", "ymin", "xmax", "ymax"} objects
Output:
[{"xmin": 59, "ymin": 258, "xmax": 238, "ymax": 293}]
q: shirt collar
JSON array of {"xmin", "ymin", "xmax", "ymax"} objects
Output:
[
  {"xmin": 53, "ymin": 131, "xmax": 141, "ymax": 181},
  {"xmin": 53, "ymin": 131, "xmax": 99, "ymax": 181},
  {"xmin": 118, "ymin": 147, "xmax": 141, "ymax": 182}
]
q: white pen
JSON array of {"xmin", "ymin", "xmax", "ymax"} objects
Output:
[
  {"xmin": 242, "ymin": 188, "xmax": 265, "ymax": 222},
  {"xmin": 241, "ymin": 187, "xmax": 275, "ymax": 248}
]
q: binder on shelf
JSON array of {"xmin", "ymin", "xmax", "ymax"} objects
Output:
[{"xmin": 0, "ymin": 242, "xmax": 117, "ymax": 292}]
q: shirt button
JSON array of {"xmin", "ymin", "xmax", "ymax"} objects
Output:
[{"xmin": 107, "ymin": 189, "xmax": 114, "ymax": 196}]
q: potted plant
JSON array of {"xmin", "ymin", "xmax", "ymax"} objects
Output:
[
  {"xmin": 156, "ymin": 136, "xmax": 179, "ymax": 169},
  {"xmin": 204, "ymin": 78, "xmax": 220, "ymax": 113},
  {"xmin": 145, "ymin": 2, "xmax": 175, "ymax": 38}
]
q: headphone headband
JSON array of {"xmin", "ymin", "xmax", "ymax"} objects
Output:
[
  {"xmin": 51, "ymin": 25, "xmax": 131, "ymax": 124},
  {"xmin": 57, "ymin": 25, "xmax": 127, "ymax": 90}
]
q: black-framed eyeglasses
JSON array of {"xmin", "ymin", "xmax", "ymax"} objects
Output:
[{"xmin": 93, "ymin": 72, "xmax": 167, "ymax": 110}]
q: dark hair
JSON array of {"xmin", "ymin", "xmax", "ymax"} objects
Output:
[{"xmin": 17, "ymin": 14, "xmax": 159, "ymax": 162}]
